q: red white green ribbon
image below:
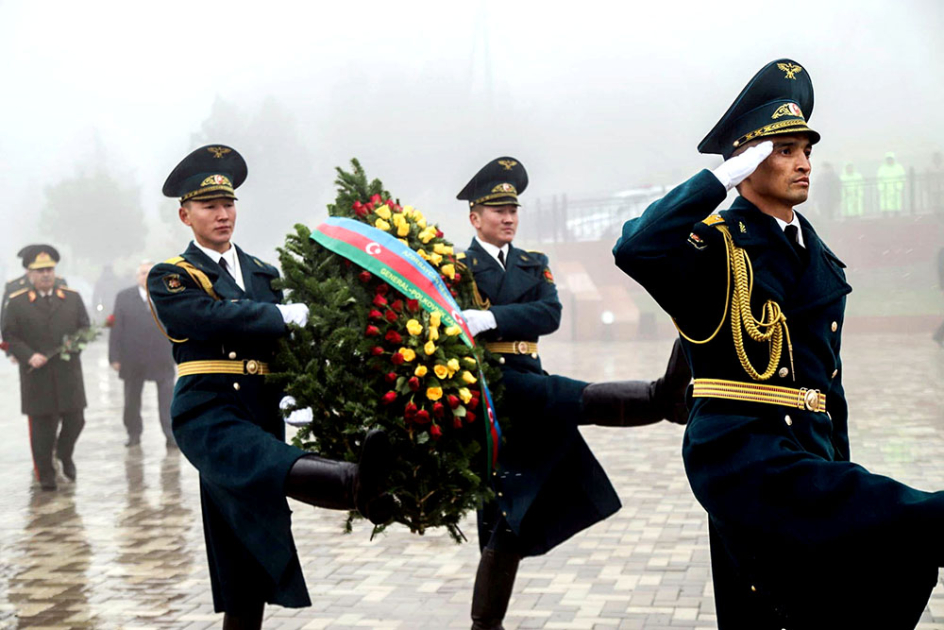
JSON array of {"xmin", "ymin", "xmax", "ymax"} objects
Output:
[{"xmin": 311, "ymin": 217, "xmax": 501, "ymax": 470}]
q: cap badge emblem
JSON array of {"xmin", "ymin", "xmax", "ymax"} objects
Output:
[
  {"xmin": 201, "ymin": 174, "xmax": 232, "ymax": 187},
  {"xmin": 772, "ymin": 103, "xmax": 804, "ymax": 120},
  {"xmin": 497, "ymin": 159, "xmax": 517, "ymax": 171},
  {"xmin": 777, "ymin": 63, "xmax": 803, "ymax": 80},
  {"xmin": 208, "ymin": 146, "xmax": 232, "ymax": 158},
  {"xmin": 491, "ymin": 183, "xmax": 517, "ymax": 194}
]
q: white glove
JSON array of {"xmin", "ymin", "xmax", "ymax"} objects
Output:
[
  {"xmin": 711, "ymin": 140, "xmax": 774, "ymax": 191},
  {"xmin": 277, "ymin": 303, "xmax": 309, "ymax": 327},
  {"xmin": 280, "ymin": 395, "xmax": 313, "ymax": 427},
  {"xmin": 461, "ymin": 309, "xmax": 497, "ymax": 337}
]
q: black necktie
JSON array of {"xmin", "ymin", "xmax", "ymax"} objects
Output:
[
  {"xmin": 219, "ymin": 257, "xmax": 234, "ymax": 278},
  {"xmin": 784, "ymin": 225, "xmax": 807, "ymax": 263},
  {"xmin": 497, "ymin": 250, "xmax": 506, "ymax": 269}
]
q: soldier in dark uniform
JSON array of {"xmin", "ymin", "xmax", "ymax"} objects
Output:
[
  {"xmin": 1, "ymin": 245, "xmax": 88, "ymax": 491},
  {"xmin": 1, "ymin": 244, "xmax": 68, "ymax": 343},
  {"xmin": 614, "ymin": 59, "xmax": 944, "ymax": 629},
  {"xmin": 147, "ymin": 145, "xmax": 393, "ymax": 630},
  {"xmin": 458, "ymin": 157, "xmax": 690, "ymax": 630}
]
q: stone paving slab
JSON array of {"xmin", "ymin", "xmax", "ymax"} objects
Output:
[{"xmin": 1, "ymin": 334, "xmax": 944, "ymax": 628}]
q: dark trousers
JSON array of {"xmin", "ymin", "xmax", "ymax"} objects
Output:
[
  {"xmin": 123, "ymin": 376, "xmax": 174, "ymax": 441},
  {"xmin": 29, "ymin": 411, "xmax": 84, "ymax": 483}
]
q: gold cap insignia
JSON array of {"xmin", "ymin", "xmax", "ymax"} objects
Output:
[
  {"xmin": 201, "ymin": 174, "xmax": 233, "ymax": 187},
  {"xmin": 28, "ymin": 251, "xmax": 56, "ymax": 270},
  {"xmin": 208, "ymin": 147, "xmax": 232, "ymax": 158},
  {"xmin": 497, "ymin": 159, "xmax": 517, "ymax": 171},
  {"xmin": 777, "ymin": 63, "xmax": 803, "ymax": 80},
  {"xmin": 491, "ymin": 183, "xmax": 517, "ymax": 194},
  {"xmin": 772, "ymin": 103, "xmax": 804, "ymax": 120}
]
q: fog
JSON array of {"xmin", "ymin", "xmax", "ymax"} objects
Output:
[{"xmin": 1, "ymin": 0, "xmax": 942, "ymax": 326}]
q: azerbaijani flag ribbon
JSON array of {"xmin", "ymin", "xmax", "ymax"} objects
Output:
[{"xmin": 311, "ymin": 217, "xmax": 501, "ymax": 471}]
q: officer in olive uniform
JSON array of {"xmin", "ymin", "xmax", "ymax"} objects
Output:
[
  {"xmin": 615, "ymin": 59, "xmax": 944, "ymax": 629},
  {"xmin": 459, "ymin": 157, "xmax": 690, "ymax": 630},
  {"xmin": 148, "ymin": 145, "xmax": 392, "ymax": 629},
  {"xmin": 1, "ymin": 245, "xmax": 68, "ymax": 340},
  {"xmin": 1, "ymin": 245, "xmax": 88, "ymax": 491}
]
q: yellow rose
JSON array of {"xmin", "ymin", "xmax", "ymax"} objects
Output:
[
  {"xmin": 426, "ymin": 387, "xmax": 443, "ymax": 401},
  {"xmin": 428, "ymin": 327, "xmax": 439, "ymax": 342},
  {"xmin": 398, "ymin": 347, "xmax": 416, "ymax": 362},
  {"xmin": 414, "ymin": 365, "xmax": 428, "ymax": 377},
  {"xmin": 375, "ymin": 204, "xmax": 392, "ymax": 220},
  {"xmin": 398, "ymin": 238, "xmax": 409, "ymax": 246},
  {"xmin": 403, "ymin": 205, "xmax": 415, "ymax": 216},
  {"xmin": 414, "ymin": 212, "xmax": 427, "ymax": 228},
  {"xmin": 397, "ymin": 221, "xmax": 410, "ymax": 237},
  {"xmin": 375, "ymin": 218, "xmax": 391, "ymax": 232},
  {"xmin": 419, "ymin": 227, "xmax": 436, "ymax": 244},
  {"xmin": 433, "ymin": 364, "xmax": 450, "ymax": 379},
  {"xmin": 424, "ymin": 340, "xmax": 437, "ymax": 356},
  {"xmin": 429, "ymin": 253, "xmax": 443, "ymax": 266},
  {"xmin": 458, "ymin": 387, "xmax": 473, "ymax": 404},
  {"xmin": 417, "ymin": 249, "xmax": 430, "ymax": 260},
  {"xmin": 457, "ymin": 252, "xmax": 466, "ymax": 260},
  {"xmin": 430, "ymin": 311, "xmax": 441, "ymax": 328},
  {"xmin": 462, "ymin": 356, "xmax": 478, "ymax": 367},
  {"xmin": 447, "ymin": 358, "xmax": 460, "ymax": 374},
  {"xmin": 406, "ymin": 319, "xmax": 424, "ymax": 336},
  {"xmin": 445, "ymin": 325, "xmax": 461, "ymax": 336},
  {"xmin": 461, "ymin": 371, "xmax": 477, "ymax": 384},
  {"xmin": 440, "ymin": 263, "xmax": 455, "ymax": 280}
]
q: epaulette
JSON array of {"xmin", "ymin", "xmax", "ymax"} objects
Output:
[
  {"xmin": 702, "ymin": 214, "xmax": 725, "ymax": 226},
  {"xmin": 163, "ymin": 255, "xmax": 186, "ymax": 265},
  {"xmin": 7, "ymin": 287, "xmax": 29, "ymax": 300},
  {"xmin": 160, "ymin": 256, "xmax": 220, "ymax": 301},
  {"xmin": 58, "ymin": 286, "xmax": 78, "ymax": 292}
]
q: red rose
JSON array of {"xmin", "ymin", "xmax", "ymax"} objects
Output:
[
  {"xmin": 468, "ymin": 396, "xmax": 480, "ymax": 410},
  {"xmin": 354, "ymin": 203, "xmax": 368, "ymax": 217},
  {"xmin": 449, "ymin": 289, "xmax": 458, "ymax": 297},
  {"xmin": 414, "ymin": 409, "xmax": 431, "ymax": 425},
  {"xmin": 432, "ymin": 402, "xmax": 444, "ymax": 418},
  {"xmin": 471, "ymin": 388, "xmax": 481, "ymax": 398},
  {"xmin": 365, "ymin": 325, "xmax": 381, "ymax": 337},
  {"xmin": 436, "ymin": 229, "xmax": 443, "ymax": 238},
  {"xmin": 353, "ymin": 200, "xmax": 363, "ymax": 211},
  {"xmin": 391, "ymin": 352, "xmax": 405, "ymax": 366},
  {"xmin": 369, "ymin": 309, "xmax": 383, "ymax": 320},
  {"xmin": 105, "ymin": 314, "xmax": 116, "ymax": 327},
  {"xmin": 384, "ymin": 310, "xmax": 398, "ymax": 323},
  {"xmin": 358, "ymin": 271, "xmax": 372, "ymax": 283},
  {"xmin": 381, "ymin": 391, "xmax": 397, "ymax": 405},
  {"xmin": 384, "ymin": 371, "xmax": 397, "ymax": 384},
  {"xmin": 404, "ymin": 402, "xmax": 418, "ymax": 419},
  {"xmin": 408, "ymin": 376, "xmax": 420, "ymax": 392},
  {"xmin": 365, "ymin": 202, "xmax": 375, "ymax": 212},
  {"xmin": 343, "ymin": 259, "xmax": 352, "ymax": 268},
  {"xmin": 385, "ymin": 198, "xmax": 393, "ymax": 206},
  {"xmin": 453, "ymin": 273, "xmax": 461, "ymax": 283},
  {"xmin": 385, "ymin": 330, "xmax": 402, "ymax": 344},
  {"xmin": 465, "ymin": 411, "xmax": 476, "ymax": 424},
  {"xmin": 371, "ymin": 346, "xmax": 384, "ymax": 356},
  {"xmin": 373, "ymin": 294, "xmax": 388, "ymax": 307},
  {"xmin": 447, "ymin": 394, "xmax": 460, "ymax": 410},
  {"xmin": 430, "ymin": 424, "xmax": 443, "ymax": 441},
  {"xmin": 370, "ymin": 193, "xmax": 382, "ymax": 204},
  {"xmin": 406, "ymin": 299, "xmax": 420, "ymax": 313},
  {"xmin": 453, "ymin": 417, "xmax": 463, "ymax": 430},
  {"xmin": 376, "ymin": 284, "xmax": 389, "ymax": 295},
  {"xmin": 390, "ymin": 299, "xmax": 403, "ymax": 312}
]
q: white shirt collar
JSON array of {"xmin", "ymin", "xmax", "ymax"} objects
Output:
[
  {"xmin": 137, "ymin": 285, "xmax": 148, "ymax": 303},
  {"xmin": 191, "ymin": 240, "xmax": 245, "ymax": 290},
  {"xmin": 774, "ymin": 212, "xmax": 805, "ymax": 248},
  {"xmin": 474, "ymin": 236, "xmax": 510, "ymax": 268}
]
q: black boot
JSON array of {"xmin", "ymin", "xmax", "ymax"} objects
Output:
[
  {"xmin": 284, "ymin": 429, "xmax": 394, "ymax": 525},
  {"xmin": 580, "ymin": 338, "xmax": 691, "ymax": 426},
  {"xmin": 222, "ymin": 601, "xmax": 264, "ymax": 630},
  {"xmin": 471, "ymin": 548, "xmax": 520, "ymax": 630}
]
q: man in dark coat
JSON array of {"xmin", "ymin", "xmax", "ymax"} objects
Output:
[
  {"xmin": 1, "ymin": 245, "xmax": 88, "ymax": 491},
  {"xmin": 458, "ymin": 156, "xmax": 690, "ymax": 630},
  {"xmin": 2, "ymin": 245, "xmax": 68, "ymax": 346},
  {"xmin": 109, "ymin": 261, "xmax": 176, "ymax": 448},
  {"xmin": 614, "ymin": 59, "xmax": 944, "ymax": 629},
  {"xmin": 147, "ymin": 144, "xmax": 392, "ymax": 630}
]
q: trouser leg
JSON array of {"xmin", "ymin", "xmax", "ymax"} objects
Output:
[
  {"xmin": 471, "ymin": 516, "xmax": 520, "ymax": 630},
  {"xmin": 156, "ymin": 377, "xmax": 175, "ymax": 444},
  {"xmin": 29, "ymin": 413, "xmax": 58, "ymax": 488},
  {"xmin": 123, "ymin": 377, "xmax": 144, "ymax": 438},
  {"xmin": 56, "ymin": 410, "xmax": 85, "ymax": 463},
  {"xmin": 221, "ymin": 601, "xmax": 264, "ymax": 630}
]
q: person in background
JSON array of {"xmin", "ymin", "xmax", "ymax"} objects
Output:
[
  {"xmin": 877, "ymin": 151, "xmax": 907, "ymax": 214},
  {"xmin": 839, "ymin": 162, "xmax": 864, "ymax": 218}
]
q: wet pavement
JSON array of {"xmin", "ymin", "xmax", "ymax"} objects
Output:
[{"xmin": 3, "ymin": 334, "xmax": 944, "ymax": 629}]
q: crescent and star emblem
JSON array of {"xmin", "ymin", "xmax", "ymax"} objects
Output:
[{"xmin": 366, "ymin": 243, "xmax": 381, "ymax": 256}]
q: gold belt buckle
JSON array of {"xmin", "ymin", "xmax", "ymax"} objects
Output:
[
  {"xmin": 245, "ymin": 359, "xmax": 260, "ymax": 375},
  {"xmin": 515, "ymin": 341, "xmax": 529, "ymax": 355},
  {"xmin": 799, "ymin": 388, "xmax": 820, "ymax": 411}
]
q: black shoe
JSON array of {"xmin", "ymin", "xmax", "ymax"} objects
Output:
[
  {"xmin": 40, "ymin": 478, "xmax": 58, "ymax": 491},
  {"xmin": 355, "ymin": 430, "xmax": 395, "ymax": 525},
  {"xmin": 125, "ymin": 435, "xmax": 141, "ymax": 447},
  {"xmin": 59, "ymin": 458, "xmax": 76, "ymax": 481}
]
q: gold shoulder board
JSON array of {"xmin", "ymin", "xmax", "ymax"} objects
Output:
[{"xmin": 702, "ymin": 214, "xmax": 725, "ymax": 226}]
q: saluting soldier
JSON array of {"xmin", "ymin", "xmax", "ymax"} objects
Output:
[
  {"xmin": 147, "ymin": 145, "xmax": 393, "ymax": 629},
  {"xmin": 1, "ymin": 245, "xmax": 88, "ymax": 491},
  {"xmin": 458, "ymin": 157, "xmax": 690, "ymax": 630},
  {"xmin": 614, "ymin": 59, "xmax": 944, "ymax": 628}
]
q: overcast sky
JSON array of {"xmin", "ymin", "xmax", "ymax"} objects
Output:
[{"xmin": 1, "ymin": 0, "xmax": 941, "ymax": 270}]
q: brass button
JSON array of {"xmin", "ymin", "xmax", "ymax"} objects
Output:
[
  {"xmin": 803, "ymin": 390, "xmax": 820, "ymax": 411},
  {"xmin": 497, "ymin": 492, "xmax": 503, "ymax": 497},
  {"xmin": 830, "ymin": 321, "xmax": 838, "ymax": 332},
  {"xmin": 228, "ymin": 351, "xmax": 237, "ymax": 360},
  {"xmin": 246, "ymin": 360, "xmax": 259, "ymax": 375},
  {"xmin": 233, "ymin": 382, "xmax": 241, "ymax": 391},
  {"xmin": 502, "ymin": 511, "xmax": 508, "ymax": 517},
  {"xmin": 492, "ymin": 471, "xmax": 497, "ymax": 477},
  {"xmin": 516, "ymin": 341, "xmax": 529, "ymax": 355},
  {"xmin": 531, "ymin": 352, "xmax": 538, "ymax": 360},
  {"xmin": 778, "ymin": 367, "xmax": 789, "ymax": 378},
  {"xmin": 784, "ymin": 415, "xmax": 793, "ymax": 426},
  {"xmin": 831, "ymin": 368, "xmax": 838, "ymax": 379},
  {"xmin": 750, "ymin": 585, "xmax": 757, "ymax": 592},
  {"xmin": 498, "ymin": 356, "xmax": 506, "ymax": 365}
]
